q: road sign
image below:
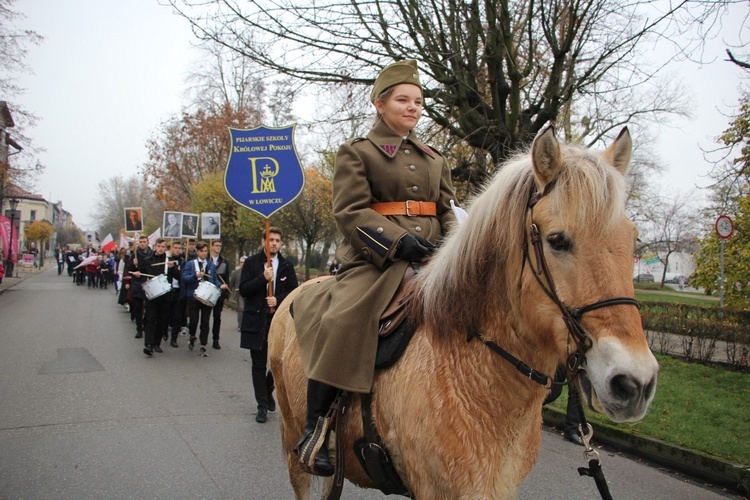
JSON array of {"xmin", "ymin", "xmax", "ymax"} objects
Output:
[{"xmin": 715, "ymin": 215, "xmax": 734, "ymax": 239}]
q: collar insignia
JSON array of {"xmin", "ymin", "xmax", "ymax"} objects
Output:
[{"xmin": 381, "ymin": 144, "xmax": 397, "ymax": 155}]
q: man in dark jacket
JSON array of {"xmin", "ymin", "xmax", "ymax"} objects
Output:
[
  {"xmin": 127, "ymin": 236, "xmax": 152, "ymax": 339},
  {"xmin": 208, "ymin": 239, "xmax": 230, "ymax": 350},
  {"xmin": 135, "ymin": 238, "xmax": 180, "ymax": 356},
  {"xmin": 239, "ymin": 227, "xmax": 299, "ymax": 423}
]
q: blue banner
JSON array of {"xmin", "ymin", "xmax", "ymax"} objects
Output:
[{"xmin": 224, "ymin": 125, "xmax": 305, "ymax": 218}]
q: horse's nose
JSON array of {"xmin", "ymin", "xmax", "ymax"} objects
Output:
[{"xmin": 609, "ymin": 373, "xmax": 655, "ymax": 403}]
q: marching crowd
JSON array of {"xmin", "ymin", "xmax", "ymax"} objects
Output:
[{"xmin": 58, "ymin": 228, "xmax": 298, "ymax": 424}]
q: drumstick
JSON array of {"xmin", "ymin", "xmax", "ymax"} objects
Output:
[
  {"xmin": 129, "ymin": 271, "xmax": 157, "ymax": 278},
  {"xmin": 150, "ymin": 260, "xmax": 177, "ymax": 266}
]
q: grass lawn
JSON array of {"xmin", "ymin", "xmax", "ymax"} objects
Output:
[
  {"xmin": 547, "ymin": 354, "xmax": 750, "ymax": 465},
  {"xmin": 634, "ymin": 290, "xmax": 719, "ymax": 306}
]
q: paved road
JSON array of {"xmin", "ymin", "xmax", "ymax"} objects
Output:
[{"xmin": 0, "ymin": 268, "xmax": 739, "ymax": 499}]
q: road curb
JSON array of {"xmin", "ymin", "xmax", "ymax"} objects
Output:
[{"xmin": 543, "ymin": 407, "xmax": 749, "ymax": 495}]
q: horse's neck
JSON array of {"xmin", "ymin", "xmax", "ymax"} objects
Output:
[{"xmin": 426, "ymin": 317, "xmax": 554, "ymax": 415}]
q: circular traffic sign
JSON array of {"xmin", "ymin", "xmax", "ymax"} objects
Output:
[{"xmin": 715, "ymin": 215, "xmax": 734, "ymax": 239}]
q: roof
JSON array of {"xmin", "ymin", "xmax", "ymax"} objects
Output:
[
  {"xmin": 6, "ymin": 184, "xmax": 47, "ymax": 202},
  {"xmin": 0, "ymin": 101, "xmax": 15, "ymax": 128}
]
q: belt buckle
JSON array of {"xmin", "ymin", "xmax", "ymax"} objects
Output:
[{"xmin": 405, "ymin": 200, "xmax": 417, "ymax": 217}]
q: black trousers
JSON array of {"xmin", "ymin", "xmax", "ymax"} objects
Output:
[
  {"xmin": 169, "ymin": 291, "xmax": 186, "ymax": 340},
  {"xmin": 144, "ymin": 294, "xmax": 171, "ymax": 347},
  {"xmin": 250, "ymin": 315, "xmax": 274, "ymax": 409},
  {"xmin": 188, "ymin": 300, "xmax": 213, "ymax": 346},
  {"xmin": 131, "ymin": 298, "xmax": 145, "ymax": 336},
  {"xmin": 211, "ymin": 295, "xmax": 225, "ymax": 340}
]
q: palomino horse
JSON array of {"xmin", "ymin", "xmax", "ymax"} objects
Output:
[{"xmin": 269, "ymin": 127, "xmax": 658, "ymax": 498}]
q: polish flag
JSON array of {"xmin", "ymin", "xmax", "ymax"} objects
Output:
[{"xmin": 101, "ymin": 234, "xmax": 116, "ymax": 253}]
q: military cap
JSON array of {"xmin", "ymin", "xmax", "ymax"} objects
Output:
[{"xmin": 370, "ymin": 59, "xmax": 422, "ymax": 103}]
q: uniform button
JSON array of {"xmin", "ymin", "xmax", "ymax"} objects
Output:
[
  {"xmin": 409, "ymin": 165, "xmax": 416, "ymax": 171},
  {"xmin": 404, "ymin": 149, "xmax": 411, "ymax": 155},
  {"xmin": 376, "ymin": 227, "xmax": 384, "ymax": 234},
  {"xmin": 362, "ymin": 248, "xmax": 370, "ymax": 258},
  {"xmin": 415, "ymin": 226, "xmax": 422, "ymax": 232},
  {"xmin": 412, "ymin": 186, "xmax": 418, "ymax": 192}
]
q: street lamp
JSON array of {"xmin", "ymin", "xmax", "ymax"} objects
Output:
[{"xmin": 7, "ymin": 198, "xmax": 18, "ymax": 278}]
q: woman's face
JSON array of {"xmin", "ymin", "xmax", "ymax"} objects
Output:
[{"xmin": 375, "ymin": 83, "xmax": 422, "ymax": 137}]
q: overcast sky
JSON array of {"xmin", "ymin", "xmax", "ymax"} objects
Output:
[{"xmin": 12, "ymin": 0, "xmax": 748, "ymax": 230}]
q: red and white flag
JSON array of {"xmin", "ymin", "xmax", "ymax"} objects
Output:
[{"xmin": 101, "ymin": 233, "xmax": 116, "ymax": 253}]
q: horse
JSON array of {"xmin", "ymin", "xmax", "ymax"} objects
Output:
[{"xmin": 268, "ymin": 126, "xmax": 659, "ymax": 499}]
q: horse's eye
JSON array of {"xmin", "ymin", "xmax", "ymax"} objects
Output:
[{"xmin": 547, "ymin": 232, "xmax": 572, "ymax": 252}]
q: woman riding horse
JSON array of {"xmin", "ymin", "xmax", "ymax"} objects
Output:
[{"xmin": 291, "ymin": 59, "xmax": 458, "ymax": 476}]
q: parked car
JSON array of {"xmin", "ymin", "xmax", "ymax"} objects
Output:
[{"xmin": 633, "ymin": 273, "xmax": 654, "ymax": 282}]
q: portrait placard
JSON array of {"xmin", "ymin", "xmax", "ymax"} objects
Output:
[
  {"xmin": 163, "ymin": 211, "xmax": 182, "ymax": 238},
  {"xmin": 201, "ymin": 212, "xmax": 221, "ymax": 239},
  {"xmin": 181, "ymin": 213, "xmax": 198, "ymax": 238},
  {"xmin": 124, "ymin": 207, "xmax": 143, "ymax": 232}
]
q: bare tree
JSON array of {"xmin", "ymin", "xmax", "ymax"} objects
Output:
[
  {"xmin": 92, "ymin": 175, "xmax": 164, "ymax": 240},
  {"xmin": 638, "ymin": 191, "xmax": 700, "ymax": 285},
  {"xmin": 0, "ymin": 0, "xmax": 44, "ymax": 205},
  {"xmin": 167, "ymin": 0, "xmax": 701, "ymax": 189}
]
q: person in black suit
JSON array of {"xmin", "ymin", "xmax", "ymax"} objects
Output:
[
  {"xmin": 239, "ymin": 227, "xmax": 299, "ymax": 423},
  {"xmin": 208, "ymin": 239, "xmax": 230, "ymax": 350}
]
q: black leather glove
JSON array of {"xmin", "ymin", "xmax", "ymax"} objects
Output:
[{"xmin": 396, "ymin": 234, "xmax": 436, "ymax": 262}]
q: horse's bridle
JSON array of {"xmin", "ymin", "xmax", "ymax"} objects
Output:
[{"xmin": 468, "ymin": 180, "xmax": 639, "ymax": 388}]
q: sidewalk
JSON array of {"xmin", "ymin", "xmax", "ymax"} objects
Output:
[{"xmin": 0, "ymin": 263, "xmax": 49, "ymax": 295}]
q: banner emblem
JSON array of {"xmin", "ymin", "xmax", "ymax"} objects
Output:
[{"xmin": 224, "ymin": 125, "xmax": 305, "ymax": 218}]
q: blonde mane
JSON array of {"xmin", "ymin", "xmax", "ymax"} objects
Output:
[{"xmin": 417, "ymin": 141, "xmax": 628, "ymax": 335}]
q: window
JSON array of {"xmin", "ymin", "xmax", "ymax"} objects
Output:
[{"xmin": 30, "ymin": 210, "xmax": 36, "ymax": 221}]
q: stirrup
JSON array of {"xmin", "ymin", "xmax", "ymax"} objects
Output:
[{"xmin": 295, "ymin": 415, "xmax": 333, "ymax": 476}]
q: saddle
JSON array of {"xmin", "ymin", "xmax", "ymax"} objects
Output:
[{"xmin": 375, "ymin": 263, "xmax": 418, "ymax": 369}]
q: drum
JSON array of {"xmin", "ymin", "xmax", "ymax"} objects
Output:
[
  {"xmin": 194, "ymin": 280, "xmax": 221, "ymax": 307},
  {"xmin": 143, "ymin": 274, "xmax": 171, "ymax": 300}
]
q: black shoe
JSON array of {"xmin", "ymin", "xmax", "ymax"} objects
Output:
[
  {"xmin": 256, "ymin": 407, "xmax": 267, "ymax": 423},
  {"xmin": 564, "ymin": 432, "xmax": 584, "ymax": 446},
  {"xmin": 143, "ymin": 345, "xmax": 153, "ymax": 356},
  {"xmin": 294, "ymin": 380, "xmax": 339, "ymax": 476},
  {"xmin": 135, "ymin": 332, "xmax": 143, "ymax": 339},
  {"xmin": 268, "ymin": 397, "xmax": 276, "ymax": 412},
  {"xmin": 212, "ymin": 340, "xmax": 221, "ymax": 350},
  {"xmin": 170, "ymin": 339, "xmax": 178, "ymax": 348},
  {"xmin": 152, "ymin": 345, "xmax": 163, "ymax": 353},
  {"xmin": 162, "ymin": 334, "xmax": 168, "ymax": 341},
  {"xmin": 188, "ymin": 337, "xmax": 195, "ymax": 351}
]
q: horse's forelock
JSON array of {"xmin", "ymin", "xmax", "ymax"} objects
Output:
[
  {"xmin": 546, "ymin": 147, "xmax": 627, "ymax": 235},
  {"xmin": 416, "ymin": 141, "xmax": 627, "ymax": 337}
]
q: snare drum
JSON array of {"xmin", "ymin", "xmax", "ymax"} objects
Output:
[
  {"xmin": 143, "ymin": 274, "xmax": 171, "ymax": 300},
  {"xmin": 194, "ymin": 280, "xmax": 221, "ymax": 307}
]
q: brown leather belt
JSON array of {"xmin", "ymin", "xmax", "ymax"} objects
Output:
[{"xmin": 371, "ymin": 201, "xmax": 437, "ymax": 217}]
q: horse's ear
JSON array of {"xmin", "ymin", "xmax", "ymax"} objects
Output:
[
  {"xmin": 531, "ymin": 126, "xmax": 563, "ymax": 186},
  {"xmin": 601, "ymin": 127, "xmax": 632, "ymax": 175}
]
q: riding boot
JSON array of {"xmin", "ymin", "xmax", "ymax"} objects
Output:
[{"xmin": 295, "ymin": 379, "xmax": 339, "ymax": 476}]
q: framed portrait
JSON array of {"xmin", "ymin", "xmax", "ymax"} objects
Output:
[
  {"xmin": 163, "ymin": 211, "xmax": 183, "ymax": 238},
  {"xmin": 181, "ymin": 213, "xmax": 199, "ymax": 238},
  {"xmin": 201, "ymin": 212, "xmax": 221, "ymax": 239},
  {"xmin": 124, "ymin": 207, "xmax": 144, "ymax": 232}
]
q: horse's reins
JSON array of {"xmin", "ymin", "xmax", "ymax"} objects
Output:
[{"xmin": 469, "ymin": 180, "xmax": 639, "ymax": 500}]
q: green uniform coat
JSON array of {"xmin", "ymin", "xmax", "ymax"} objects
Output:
[{"xmin": 293, "ymin": 119, "xmax": 457, "ymax": 392}]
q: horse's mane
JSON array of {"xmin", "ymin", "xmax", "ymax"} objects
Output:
[{"xmin": 415, "ymin": 141, "xmax": 628, "ymax": 336}]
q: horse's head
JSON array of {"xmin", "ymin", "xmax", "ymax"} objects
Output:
[{"xmin": 526, "ymin": 126, "xmax": 658, "ymax": 422}]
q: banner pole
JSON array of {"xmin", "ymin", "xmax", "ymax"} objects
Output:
[{"xmin": 265, "ymin": 219, "xmax": 274, "ymax": 310}]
